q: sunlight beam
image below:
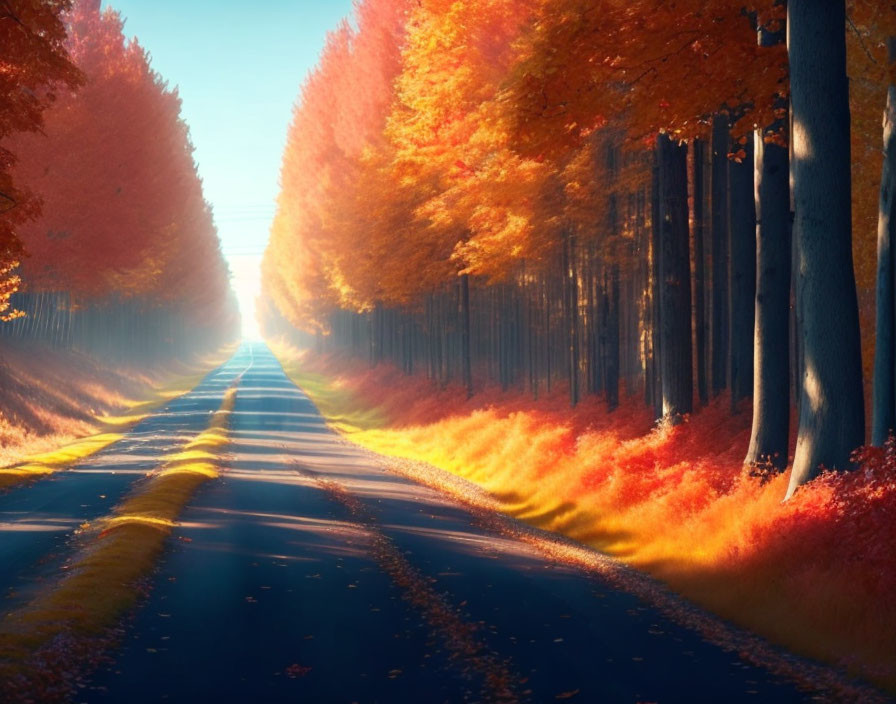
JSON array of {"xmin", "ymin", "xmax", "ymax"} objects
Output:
[{"xmin": 227, "ymin": 253, "xmax": 263, "ymax": 340}]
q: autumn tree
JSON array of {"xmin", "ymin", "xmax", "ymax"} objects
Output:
[
  {"xmin": 0, "ymin": 0, "xmax": 80, "ymax": 319},
  {"xmin": 4, "ymin": 0, "xmax": 235, "ymax": 356}
]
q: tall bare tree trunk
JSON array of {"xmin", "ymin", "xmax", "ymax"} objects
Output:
[
  {"xmin": 746, "ymin": 16, "xmax": 791, "ymax": 470},
  {"xmin": 658, "ymin": 134, "xmax": 693, "ymax": 422},
  {"xmin": 460, "ymin": 274, "xmax": 472, "ymax": 398},
  {"xmin": 711, "ymin": 115, "xmax": 730, "ymax": 395},
  {"xmin": 872, "ymin": 37, "xmax": 896, "ymax": 446},
  {"xmin": 786, "ymin": 0, "xmax": 865, "ymax": 498},
  {"xmin": 729, "ymin": 139, "xmax": 756, "ymax": 410},
  {"xmin": 692, "ymin": 139, "xmax": 709, "ymax": 406}
]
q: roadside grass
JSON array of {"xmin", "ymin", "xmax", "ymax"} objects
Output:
[
  {"xmin": 0, "ymin": 384, "xmax": 237, "ymax": 699},
  {"xmin": 0, "ymin": 344, "xmax": 237, "ymax": 492},
  {"xmin": 271, "ymin": 341, "xmax": 896, "ymax": 696}
]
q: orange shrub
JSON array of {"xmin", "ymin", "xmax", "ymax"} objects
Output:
[{"xmin": 291, "ymin": 347, "xmax": 896, "ymax": 691}]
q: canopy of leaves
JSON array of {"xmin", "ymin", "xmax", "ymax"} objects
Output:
[
  {"xmin": 260, "ymin": 0, "xmax": 889, "ymax": 349},
  {"xmin": 0, "ymin": 0, "xmax": 81, "ymax": 318},
  {"xmin": 5, "ymin": 0, "xmax": 233, "ymax": 329}
]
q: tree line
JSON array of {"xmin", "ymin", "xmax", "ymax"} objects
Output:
[
  {"xmin": 259, "ymin": 0, "xmax": 894, "ymax": 499},
  {"xmin": 1, "ymin": 0, "xmax": 237, "ymax": 360}
]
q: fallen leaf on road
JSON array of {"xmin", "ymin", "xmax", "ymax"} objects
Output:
[
  {"xmin": 555, "ymin": 689, "xmax": 580, "ymax": 699},
  {"xmin": 285, "ymin": 664, "xmax": 312, "ymax": 679}
]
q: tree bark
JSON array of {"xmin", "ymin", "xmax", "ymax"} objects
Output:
[
  {"xmin": 605, "ymin": 148, "xmax": 621, "ymax": 410},
  {"xmin": 711, "ymin": 115, "xmax": 730, "ymax": 395},
  {"xmin": 658, "ymin": 134, "xmax": 693, "ymax": 422},
  {"xmin": 461, "ymin": 273, "xmax": 473, "ymax": 398},
  {"xmin": 729, "ymin": 138, "xmax": 757, "ymax": 410},
  {"xmin": 563, "ymin": 233, "xmax": 580, "ymax": 407},
  {"xmin": 872, "ymin": 37, "xmax": 896, "ymax": 447},
  {"xmin": 746, "ymin": 18, "xmax": 791, "ymax": 470},
  {"xmin": 692, "ymin": 139, "xmax": 709, "ymax": 406},
  {"xmin": 650, "ymin": 158, "xmax": 663, "ymax": 420},
  {"xmin": 786, "ymin": 0, "xmax": 865, "ymax": 498},
  {"xmin": 606, "ymin": 266, "xmax": 620, "ymax": 411}
]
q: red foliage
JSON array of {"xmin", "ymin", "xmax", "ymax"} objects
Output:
[
  {"xmin": 4, "ymin": 0, "xmax": 233, "ymax": 329},
  {"xmin": 0, "ymin": 0, "xmax": 81, "ymax": 318}
]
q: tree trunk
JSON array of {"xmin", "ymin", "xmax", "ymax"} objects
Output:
[
  {"xmin": 786, "ymin": 0, "xmax": 865, "ymax": 498},
  {"xmin": 461, "ymin": 273, "xmax": 473, "ymax": 398},
  {"xmin": 872, "ymin": 37, "xmax": 896, "ymax": 446},
  {"xmin": 729, "ymin": 138, "xmax": 757, "ymax": 409},
  {"xmin": 606, "ymin": 266, "xmax": 620, "ymax": 411},
  {"xmin": 746, "ymin": 18, "xmax": 791, "ymax": 470},
  {"xmin": 563, "ymin": 233, "xmax": 580, "ymax": 407},
  {"xmin": 605, "ymin": 149, "xmax": 621, "ymax": 410},
  {"xmin": 711, "ymin": 115, "xmax": 730, "ymax": 395},
  {"xmin": 692, "ymin": 139, "xmax": 709, "ymax": 406},
  {"xmin": 650, "ymin": 159, "xmax": 663, "ymax": 420},
  {"xmin": 658, "ymin": 134, "xmax": 693, "ymax": 422}
]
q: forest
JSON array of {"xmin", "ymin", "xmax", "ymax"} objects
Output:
[
  {"xmin": 261, "ymin": 0, "xmax": 895, "ymax": 497},
  {"xmin": 2, "ymin": 0, "xmax": 236, "ymax": 365},
  {"xmin": 1, "ymin": 0, "xmax": 895, "ymax": 701}
]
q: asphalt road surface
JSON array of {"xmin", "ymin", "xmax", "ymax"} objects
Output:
[
  {"xmin": 0, "ymin": 353, "xmax": 244, "ymax": 606},
  {"xmin": 81, "ymin": 343, "xmax": 828, "ymax": 704}
]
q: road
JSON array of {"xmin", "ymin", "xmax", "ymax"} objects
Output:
[
  {"xmin": 75, "ymin": 343, "xmax": 822, "ymax": 704},
  {"xmin": 0, "ymin": 353, "xmax": 244, "ymax": 606}
]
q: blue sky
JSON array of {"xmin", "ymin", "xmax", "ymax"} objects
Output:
[{"xmin": 102, "ymin": 0, "xmax": 355, "ymax": 334}]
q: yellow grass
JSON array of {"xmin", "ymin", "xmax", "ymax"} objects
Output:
[
  {"xmin": 0, "ymin": 385, "xmax": 237, "ymax": 688},
  {"xmin": 0, "ymin": 344, "xmax": 237, "ymax": 492}
]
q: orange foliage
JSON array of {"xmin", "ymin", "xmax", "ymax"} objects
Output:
[
  {"xmin": 263, "ymin": 0, "xmax": 415, "ymax": 327},
  {"xmin": 384, "ymin": 0, "xmax": 549, "ymax": 281},
  {"xmin": 262, "ymin": 0, "xmax": 795, "ymax": 334},
  {"xmin": 4, "ymin": 0, "xmax": 233, "ymax": 331},
  {"xmin": 504, "ymin": 0, "xmax": 787, "ymax": 154}
]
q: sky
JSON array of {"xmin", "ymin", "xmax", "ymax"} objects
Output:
[{"xmin": 101, "ymin": 0, "xmax": 355, "ymax": 336}]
